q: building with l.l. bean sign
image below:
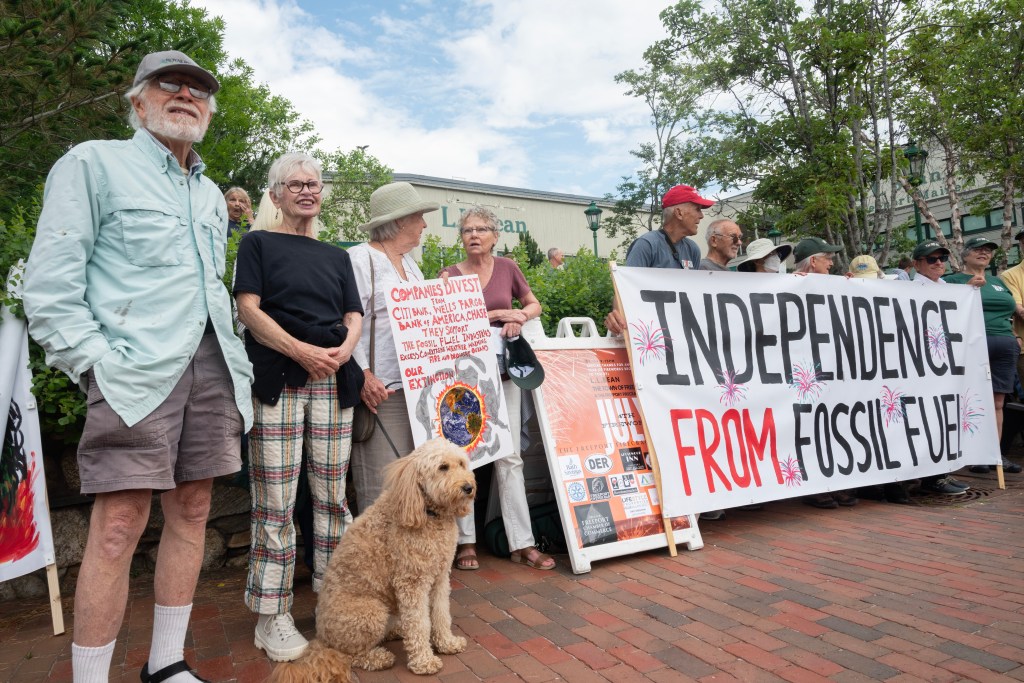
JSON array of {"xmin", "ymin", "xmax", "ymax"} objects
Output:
[{"xmin": 331, "ymin": 173, "xmax": 640, "ymax": 260}]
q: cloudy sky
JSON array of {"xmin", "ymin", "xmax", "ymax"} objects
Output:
[{"xmin": 192, "ymin": 0, "xmax": 674, "ymax": 198}]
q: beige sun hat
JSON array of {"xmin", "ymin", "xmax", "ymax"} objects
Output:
[
  {"xmin": 848, "ymin": 254, "xmax": 882, "ymax": 278},
  {"xmin": 728, "ymin": 238, "xmax": 793, "ymax": 272},
  {"xmin": 358, "ymin": 182, "xmax": 440, "ymax": 233}
]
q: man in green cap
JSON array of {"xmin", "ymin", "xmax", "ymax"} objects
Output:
[
  {"xmin": 793, "ymin": 236, "xmax": 843, "ymax": 275},
  {"xmin": 910, "ymin": 238, "xmax": 973, "ymax": 494}
]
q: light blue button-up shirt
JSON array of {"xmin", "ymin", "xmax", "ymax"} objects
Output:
[{"xmin": 23, "ymin": 130, "xmax": 254, "ymax": 429}]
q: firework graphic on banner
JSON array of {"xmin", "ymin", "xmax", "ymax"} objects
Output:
[
  {"xmin": 960, "ymin": 390, "xmax": 984, "ymax": 435},
  {"xmin": 630, "ymin": 320, "xmax": 668, "ymax": 365},
  {"xmin": 780, "ymin": 457, "xmax": 804, "ymax": 487},
  {"xmin": 717, "ymin": 370, "xmax": 748, "ymax": 407},
  {"xmin": 926, "ymin": 326, "xmax": 947, "ymax": 361},
  {"xmin": 789, "ymin": 361, "xmax": 824, "ymax": 403},
  {"xmin": 880, "ymin": 385, "xmax": 906, "ymax": 426}
]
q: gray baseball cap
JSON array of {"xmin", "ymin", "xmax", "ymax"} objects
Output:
[{"xmin": 133, "ymin": 50, "xmax": 220, "ymax": 94}]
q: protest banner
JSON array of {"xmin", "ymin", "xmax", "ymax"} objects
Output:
[
  {"xmin": 612, "ymin": 267, "xmax": 1000, "ymax": 519},
  {"xmin": 531, "ymin": 322, "xmax": 702, "ymax": 574},
  {"xmin": 386, "ymin": 275, "xmax": 512, "ymax": 468},
  {"xmin": 0, "ymin": 305, "xmax": 64, "ymax": 633}
]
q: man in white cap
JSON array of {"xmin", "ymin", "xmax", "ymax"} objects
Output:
[
  {"xmin": 605, "ymin": 184, "xmax": 713, "ymax": 334},
  {"xmin": 22, "ymin": 50, "xmax": 253, "ymax": 683}
]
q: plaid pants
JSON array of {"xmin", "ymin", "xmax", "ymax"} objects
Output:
[{"xmin": 244, "ymin": 376, "xmax": 353, "ymax": 614}]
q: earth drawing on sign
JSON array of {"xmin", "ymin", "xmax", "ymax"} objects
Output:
[{"xmin": 438, "ymin": 382, "xmax": 487, "ymax": 449}]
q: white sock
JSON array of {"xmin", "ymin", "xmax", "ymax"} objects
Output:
[
  {"xmin": 72, "ymin": 640, "xmax": 115, "ymax": 683},
  {"xmin": 148, "ymin": 603, "xmax": 202, "ymax": 682}
]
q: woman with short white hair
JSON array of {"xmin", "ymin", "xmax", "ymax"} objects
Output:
[{"xmin": 234, "ymin": 152, "xmax": 364, "ymax": 662}]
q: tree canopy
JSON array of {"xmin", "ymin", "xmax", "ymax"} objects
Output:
[
  {"xmin": 611, "ymin": 0, "xmax": 1022, "ymax": 269},
  {"xmin": 0, "ymin": 0, "xmax": 385, "ymax": 217}
]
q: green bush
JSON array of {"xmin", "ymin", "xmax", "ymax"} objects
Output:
[
  {"xmin": 419, "ymin": 234, "xmax": 466, "ymax": 277},
  {"xmin": 525, "ymin": 249, "xmax": 616, "ymax": 336}
]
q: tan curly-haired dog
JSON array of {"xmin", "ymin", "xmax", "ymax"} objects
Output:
[{"xmin": 269, "ymin": 438, "xmax": 476, "ymax": 683}]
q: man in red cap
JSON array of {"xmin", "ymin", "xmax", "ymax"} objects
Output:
[{"xmin": 605, "ymin": 184, "xmax": 713, "ymax": 334}]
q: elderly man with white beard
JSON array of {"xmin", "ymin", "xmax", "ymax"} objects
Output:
[{"xmin": 23, "ymin": 51, "xmax": 253, "ymax": 683}]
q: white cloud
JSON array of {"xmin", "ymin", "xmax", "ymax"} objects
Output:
[{"xmin": 192, "ymin": 0, "xmax": 671, "ymax": 195}]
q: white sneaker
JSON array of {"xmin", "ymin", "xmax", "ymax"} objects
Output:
[{"xmin": 254, "ymin": 613, "xmax": 309, "ymax": 662}]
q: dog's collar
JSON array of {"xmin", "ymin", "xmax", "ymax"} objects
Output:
[{"xmin": 420, "ymin": 483, "xmax": 439, "ymax": 518}]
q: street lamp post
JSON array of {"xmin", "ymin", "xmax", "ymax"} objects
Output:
[
  {"xmin": 902, "ymin": 140, "xmax": 929, "ymax": 243},
  {"xmin": 767, "ymin": 227, "xmax": 782, "ymax": 246},
  {"xmin": 584, "ymin": 201, "xmax": 603, "ymax": 257}
]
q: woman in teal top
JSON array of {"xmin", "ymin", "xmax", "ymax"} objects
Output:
[{"xmin": 944, "ymin": 236, "xmax": 1022, "ymax": 474}]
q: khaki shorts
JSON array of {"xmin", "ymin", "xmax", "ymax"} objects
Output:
[{"xmin": 77, "ymin": 335, "xmax": 244, "ymax": 494}]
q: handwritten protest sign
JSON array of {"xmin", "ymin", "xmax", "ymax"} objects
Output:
[
  {"xmin": 386, "ymin": 275, "xmax": 512, "ymax": 468},
  {"xmin": 612, "ymin": 267, "xmax": 999, "ymax": 518}
]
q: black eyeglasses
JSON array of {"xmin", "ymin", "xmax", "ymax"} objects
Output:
[
  {"xmin": 156, "ymin": 78, "xmax": 211, "ymax": 100},
  {"xmin": 924, "ymin": 253, "xmax": 950, "ymax": 265},
  {"xmin": 712, "ymin": 233, "xmax": 742, "ymax": 244},
  {"xmin": 282, "ymin": 180, "xmax": 323, "ymax": 194}
]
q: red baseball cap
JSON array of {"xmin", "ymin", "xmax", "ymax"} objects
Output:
[{"xmin": 662, "ymin": 185, "xmax": 714, "ymax": 209}]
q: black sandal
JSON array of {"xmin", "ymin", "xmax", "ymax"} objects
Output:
[{"xmin": 140, "ymin": 660, "xmax": 210, "ymax": 682}]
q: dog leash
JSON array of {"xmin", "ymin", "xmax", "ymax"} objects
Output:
[{"xmin": 375, "ymin": 380, "xmax": 404, "ymax": 458}]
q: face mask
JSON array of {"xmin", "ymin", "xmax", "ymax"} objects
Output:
[{"xmin": 763, "ymin": 254, "xmax": 781, "ymax": 273}]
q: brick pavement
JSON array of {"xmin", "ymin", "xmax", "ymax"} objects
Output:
[{"xmin": 2, "ymin": 468, "xmax": 1022, "ymax": 682}]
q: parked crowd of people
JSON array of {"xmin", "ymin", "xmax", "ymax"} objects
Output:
[{"xmin": 19, "ymin": 49, "xmax": 1022, "ymax": 682}]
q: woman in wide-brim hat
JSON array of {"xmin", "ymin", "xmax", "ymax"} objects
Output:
[
  {"xmin": 728, "ymin": 237, "xmax": 793, "ymax": 273},
  {"xmin": 347, "ymin": 182, "xmax": 440, "ymax": 514}
]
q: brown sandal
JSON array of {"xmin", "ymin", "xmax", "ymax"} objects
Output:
[
  {"xmin": 454, "ymin": 544, "xmax": 479, "ymax": 571},
  {"xmin": 509, "ymin": 546, "xmax": 555, "ymax": 571}
]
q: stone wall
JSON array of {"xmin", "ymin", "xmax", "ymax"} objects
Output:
[
  {"xmin": 1, "ymin": 404, "xmax": 554, "ymax": 602},
  {"xmin": 0, "ymin": 477, "xmax": 254, "ymax": 602}
]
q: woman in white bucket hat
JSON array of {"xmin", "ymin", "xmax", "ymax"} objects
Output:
[{"xmin": 727, "ymin": 237, "xmax": 793, "ymax": 273}]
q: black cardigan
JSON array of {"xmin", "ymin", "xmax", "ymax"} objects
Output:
[{"xmin": 246, "ymin": 309, "xmax": 364, "ymax": 409}]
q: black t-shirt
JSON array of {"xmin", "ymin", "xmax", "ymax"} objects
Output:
[
  {"xmin": 233, "ymin": 230, "xmax": 363, "ymax": 325},
  {"xmin": 233, "ymin": 231, "xmax": 364, "ymax": 405}
]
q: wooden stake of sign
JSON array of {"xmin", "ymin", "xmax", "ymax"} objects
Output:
[
  {"xmin": 43, "ymin": 488, "xmax": 64, "ymax": 635},
  {"xmin": 46, "ymin": 564, "xmax": 64, "ymax": 635},
  {"xmin": 609, "ymin": 261, "xmax": 678, "ymax": 556}
]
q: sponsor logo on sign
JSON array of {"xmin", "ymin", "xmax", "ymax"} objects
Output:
[
  {"xmin": 566, "ymin": 481, "xmax": 587, "ymax": 503},
  {"xmin": 587, "ymin": 476, "xmax": 610, "ymax": 501},
  {"xmin": 619, "ymin": 446, "xmax": 645, "ymax": 471},
  {"xmin": 559, "ymin": 455, "xmax": 584, "ymax": 481},
  {"xmin": 584, "ymin": 455, "xmax": 614, "ymax": 474}
]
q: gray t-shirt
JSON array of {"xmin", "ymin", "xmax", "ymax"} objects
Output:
[
  {"xmin": 699, "ymin": 258, "xmax": 730, "ymax": 272},
  {"xmin": 624, "ymin": 229, "xmax": 701, "ymax": 269}
]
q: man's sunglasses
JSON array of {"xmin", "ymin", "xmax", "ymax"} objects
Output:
[
  {"xmin": 156, "ymin": 78, "xmax": 211, "ymax": 100},
  {"xmin": 923, "ymin": 253, "xmax": 949, "ymax": 265}
]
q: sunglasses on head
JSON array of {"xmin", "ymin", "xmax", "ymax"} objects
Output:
[{"xmin": 924, "ymin": 253, "xmax": 949, "ymax": 264}]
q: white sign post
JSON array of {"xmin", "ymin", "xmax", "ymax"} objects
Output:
[{"xmin": 530, "ymin": 320, "xmax": 703, "ymax": 575}]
